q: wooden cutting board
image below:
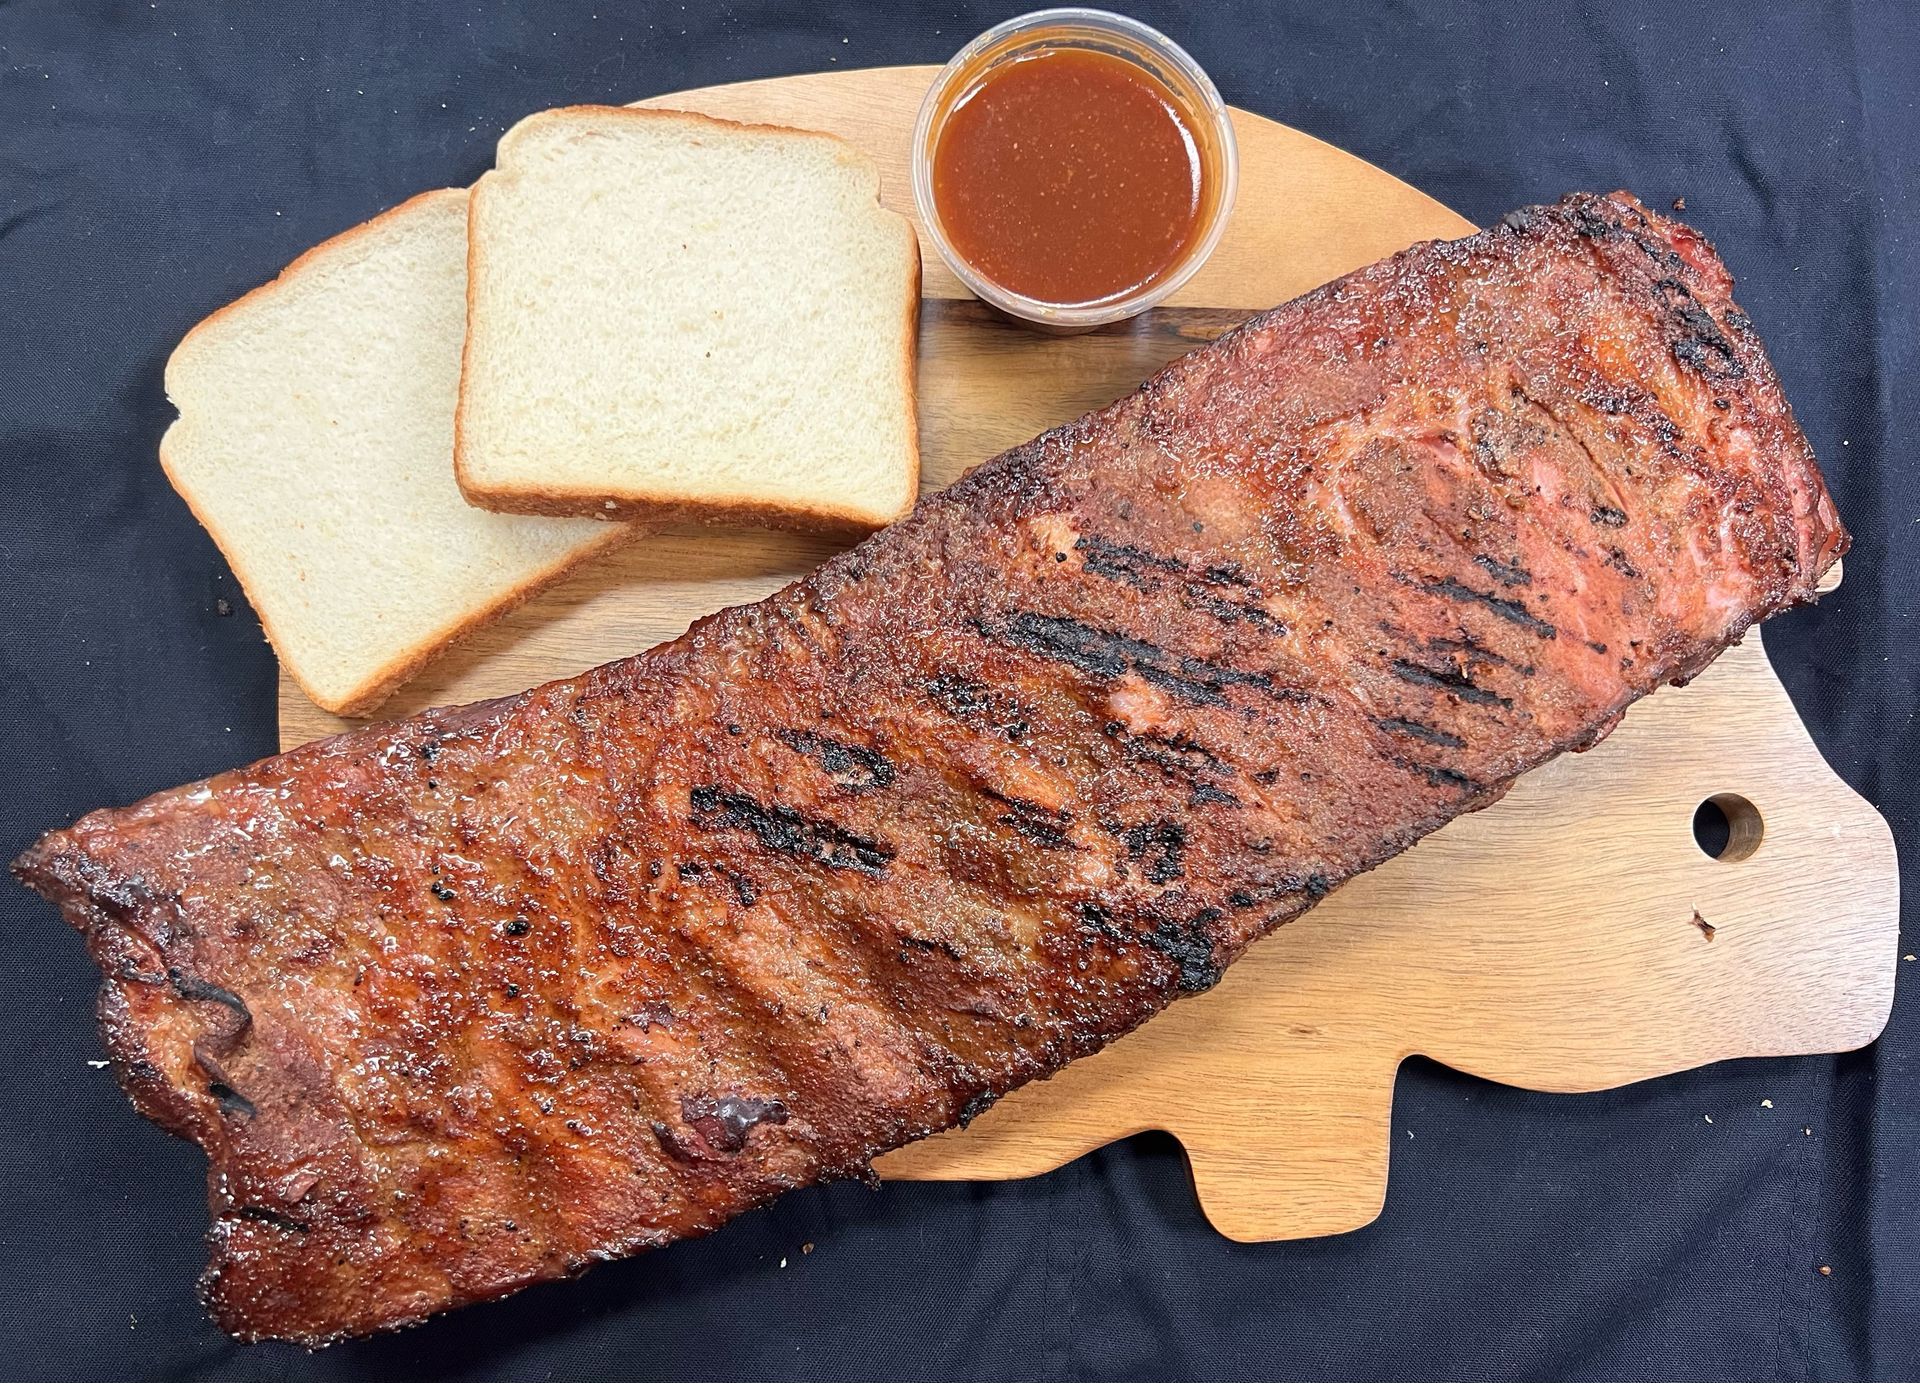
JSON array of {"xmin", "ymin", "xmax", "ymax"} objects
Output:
[{"xmin": 278, "ymin": 65, "xmax": 1900, "ymax": 1241}]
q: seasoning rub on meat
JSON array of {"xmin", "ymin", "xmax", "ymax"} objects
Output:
[{"xmin": 15, "ymin": 193, "xmax": 1846, "ymax": 1343}]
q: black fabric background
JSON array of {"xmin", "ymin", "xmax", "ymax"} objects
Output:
[{"xmin": 2, "ymin": 2, "xmax": 1914, "ymax": 1379}]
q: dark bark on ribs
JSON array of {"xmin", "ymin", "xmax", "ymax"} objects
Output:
[{"xmin": 12, "ymin": 193, "xmax": 1846, "ymax": 1344}]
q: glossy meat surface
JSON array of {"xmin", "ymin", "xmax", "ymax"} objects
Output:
[{"xmin": 14, "ymin": 193, "xmax": 1845, "ymax": 1343}]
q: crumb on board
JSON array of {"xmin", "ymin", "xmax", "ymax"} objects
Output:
[
  {"xmin": 802, "ymin": 1242, "xmax": 814, "ymax": 1255},
  {"xmin": 1819, "ymin": 1264, "xmax": 1832, "ymax": 1276},
  {"xmin": 1761, "ymin": 1099, "xmax": 1773, "ymax": 1109},
  {"xmin": 1673, "ymin": 196, "xmax": 1687, "ymax": 211},
  {"xmin": 1692, "ymin": 910, "xmax": 1716, "ymax": 940},
  {"xmin": 87, "ymin": 1059, "xmax": 109, "ymax": 1069},
  {"xmin": 779, "ymin": 1257, "xmax": 787, "ymax": 1269},
  {"xmin": 1704, "ymin": 1114, "xmax": 1714, "ymax": 1124}
]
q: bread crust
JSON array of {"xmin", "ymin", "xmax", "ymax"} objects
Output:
[
  {"xmin": 453, "ymin": 105, "xmax": 922, "ymax": 532},
  {"xmin": 160, "ymin": 187, "xmax": 635, "ymax": 718}
]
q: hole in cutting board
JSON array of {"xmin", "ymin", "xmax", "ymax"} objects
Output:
[{"xmin": 1693, "ymin": 794, "xmax": 1763, "ymax": 861}]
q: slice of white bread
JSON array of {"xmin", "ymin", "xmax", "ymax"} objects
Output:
[
  {"xmin": 455, "ymin": 106, "xmax": 920, "ymax": 532},
  {"xmin": 160, "ymin": 188, "xmax": 630, "ymax": 717}
]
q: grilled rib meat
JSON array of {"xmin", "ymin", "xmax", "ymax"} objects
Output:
[{"xmin": 14, "ymin": 193, "xmax": 1846, "ymax": 1343}]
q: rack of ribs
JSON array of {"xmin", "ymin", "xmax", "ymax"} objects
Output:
[{"xmin": 13, "ymin": 193, "xmax": 1845, "ymax": 1343}]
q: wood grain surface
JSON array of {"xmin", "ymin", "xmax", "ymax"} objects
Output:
[{"xmin": 277, "ymin": 65, "xmax": 1899, "ymax": 1241}]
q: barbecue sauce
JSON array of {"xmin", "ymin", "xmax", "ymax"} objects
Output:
[{"xmin": 929, "ymin": 47, "xmax": 1212, "ymax": 306}]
